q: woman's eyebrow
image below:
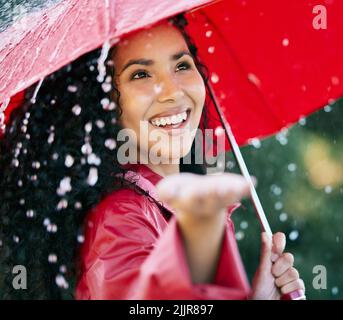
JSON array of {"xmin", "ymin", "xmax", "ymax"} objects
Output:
[{"xmin": 119, "ymin": 50, "xmax": 192, "ymax": 74}]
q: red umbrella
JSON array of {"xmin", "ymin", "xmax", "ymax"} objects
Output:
[{"xmin": 1, "ymin": 0, "xmax": 343, "ymax": 300}]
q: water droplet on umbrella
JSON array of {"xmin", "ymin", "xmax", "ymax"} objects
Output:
[
  {"xmin": 87, "ymin": 167, "xmax": 98, "ymax": 186},
  {"xmin": 301, "ymin": 85, "xmax": 307, "ymax": 92},
  {"xmin": 211, "ymin": 73, "xmax": 219, "ymax": 84},
  {"xmin": 247, "ymin": 73, "xmax": 261, "ymax": 87},
  {"xmin": 289, "ymin": 230, "xmax": 299, "ymax": 241},
  {"xmin": 282, "ymin": 38, "xmax": 290, "ymax": 47},
  {"xmin": 208, "ymin": 46, "xmax": 215, "ymax": 54},
  {"xmin": 205, "ymin": 30, "xmax": 213, "ymax": 37},
  {"xmin": 72, "ymin": 104, "xmax": 82, "ymax": 116},
  {"xmin": 331, "ymin": 76, "xmax": 340, "ymax": 86},
  {"xmin": 65, "ymin": 155, "xmax": 74, "ymax": 168},
  {"xmin": 279, "ymin": 212, "xmax": 288, "ymax": 222}
]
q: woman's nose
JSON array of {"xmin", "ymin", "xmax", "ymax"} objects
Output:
[{"xmin": 156, "ymin": 76, "xmax": 185, "ymax": 103}]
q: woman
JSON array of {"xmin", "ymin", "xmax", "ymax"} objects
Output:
[{"xmin": 0, "ymin": 14, "xmax": 304, "ymax": 299}]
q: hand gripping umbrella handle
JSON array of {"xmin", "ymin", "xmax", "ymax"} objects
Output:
[{"xmin": 207, "ymin": 83, "xmax": 306, "ymax": 300}]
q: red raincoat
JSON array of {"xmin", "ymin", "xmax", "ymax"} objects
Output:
[{"xmin": 75, "ymin": 163, "xmax": 251, "ymax": 299}]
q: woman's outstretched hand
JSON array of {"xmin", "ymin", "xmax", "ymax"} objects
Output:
[
  {"xmin": 251, "ymin": 232, "xmax": 306, "ymax": 300},
  {"xmin": 156, "ymin": 172, "xmax": 253, "ymax": 284}
]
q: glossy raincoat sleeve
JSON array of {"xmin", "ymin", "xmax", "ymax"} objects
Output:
[{"xmin": 77, "ymin": 192, "xmax": 251, "ymax": 300}]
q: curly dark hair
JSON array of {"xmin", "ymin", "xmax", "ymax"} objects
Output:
[{"xmin": 0, "ymin": 13, "xmax": 211, "ymax": 299}]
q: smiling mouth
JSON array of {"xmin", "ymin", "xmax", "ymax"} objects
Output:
[{"xmin": 149, "ymin": 109, "xmax": 191, "ymax": 129}]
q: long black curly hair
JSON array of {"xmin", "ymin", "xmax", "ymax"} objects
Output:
[{"xmin": 0, "ymin": 13, "xmax": 211, "ymax": 299}]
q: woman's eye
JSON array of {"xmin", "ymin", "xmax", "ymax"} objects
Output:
[
  {"xmin": 176, "ymin": 62, "xmax": 191, "ymax": 71},
  {"xmin": 131, "ymin": 71, "xmax": 149, "ymax": 80}
]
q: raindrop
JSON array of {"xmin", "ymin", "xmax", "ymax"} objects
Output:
[
  {"xmin": 101, "ymin": 83, "xmax": 112, "ymax": 92},
  {"xmin": 87, "ymin": 153, "xmax": 101, "ymax": 166},
  {"xmin": 19, "ymin": 198, "xmax": 25, "ymax": 205},
  {"xmin": 271, "ymin": 184, "xmax": 282, "ymax": 196},
  {"xmin": 248, "ymin": 138, "xmax": 261, "ymax": 149},
  {"xmin": 13, "ymin": 235, "xmax": 20, "ymax": 243},
  {"xmin": 288, "ymin": 163, "xmax": 297, "ymax": 172},
  {"xmin": 211, "ymin": 73, "xmax": 219, "ymax": 84},
  {"xmin": 279, "ymin": 212, "xmax": 288, "ymax": 222},
  {"xmin": 215, "ymin": 126, "xmax": 224, "ymax": 136},
  {"xmin": 84, "ymin": 122, "xmax": 92, "ymax": 133},
  {"xmin": 247, "ymin": 73, "xmax": 261, "ymax": 87},
  {"xmin": 81, "ymin": 143, "xmax": 92, "ymax": 155},
  {"xmin": 26, "ymin": 209, "xmax": 35, "ymax": 218},
  {"xmin": 65, "ymin": 155, "xmax": 74, "ymax": 168},
  {"xmin": 21, "ymin": 125, "xmax": 27, "ymax": 133},
  {"xmin": 336, "ymin": 236, "xmax": 340, "ymax": 243},
  {"xmin": 30, "ymin": 78, "xmax": 44, "ymax": 104},
  {"xmin": 17, "ymin": 180, "xmax": 23, "ymax": 187},
  {"xmin": 100, "ymin": 98, "xmax": 115, "ymax": 110},
  {"xmin": 72, "ymin": 104, "xmax": 82, "ymax": 116},
  {"xmin": 77, "ymin": 234, "xmax": 85, "ymax": 243},
  {"xmin": 57, "ymin": 177, "xmax": 72, "ymax": 196},
  {"xmin": 67, "ymin": 85, "xmax": 78, "ymax": 93},
  {"xmin": 332, "ymin": 287, "xmax": 339, "ymax": 295},
  {"xmin": 226, "ymin": 161, "xmax": 235, "ymax": 169},
  {"xmin": 205, "ymin": 30, "xmax": 213, "ymax": 37},
  {"xmin": 240, "ymin": 221, "xmax": 248, "ymax": 229},
  {"xmin": 289, "ymin": 230, "xmax": 299, "ymax": 241},
  {"xmin": 56, "ymin": 199, "xmax": 68, "ymax": 210},
  {"xmin": 282, "ymin": 38, "xmax": 290, "ymax": 47},
  {"xmin": 25, "ymin": 134, "xmax": 30, "ymax": 140},
  {"xmin": 74, "ymin": 202, "xmax": 82, "ymax": 210},
  {"xmin": 105, "ymin": 138, "xmax": 116, "ymax": 150},
  {"xmin": 324, "ymin": 185, "xmax": 332, "ymax": 194},
  {"xmin": 276, "ymin": 132, "xmax": 288, "ymax": 145},
  {"xmin": 331, "ymin": 76, "xmax": 340, "ymax": 86},
  {"xmin": 12, "ymin": 159, "xmax": 19, "ymax": 167},
  {"xmin": 235, "ymin": 231, "xmax": 245, "ymax": 241},
  {"xmin": 48, "ymin": 254, "xmax": 57, "ymax": 263},
  {"xmin": 47, "ymin": 223, "xmax": 58, "ymax": 233},
  {"xmin": 95, "ymin": 120, "xmax": 105, "ymax": 129},
  {"xmin": 43, "ymin": 218, "xmax": 50, "ymax": 226},
  {"xmin": 55, "ymin": 274, "xmax": 69, "ymax": 289},
  {"xmin": 47, "ymin": 132, "xmax": 55, "ymax": 144},
  {"xmin": 52, "ymin": 153, "xmax": 59, "ymax": 160},
  {"xmin": 87, "ymin": 167, "xmax": 98, "ymax": 186},
  {"xmin": 274, "ymin": 201, "xmax": 283, "ymax": 210},
  {"xmin": 324, "ymin": 105, "xmax": 332, "ymax": 112},
  {"xmin": 208, "ymin": 46, "xmax": 215, "ymax": 54},
  {"xmin": 59, "ymin": 265, "xmax": 67, "ymax": 273},
  {"xmin": 298, "ymin": 116, "xmax": 306, "ymax": 126},
  {"xmin": 50, "ymin": 99, "xmax": 56, "ymax": 105},
  {"xmin": 32, "ymin": 161, "xmax": 40, "ymax": 169}
]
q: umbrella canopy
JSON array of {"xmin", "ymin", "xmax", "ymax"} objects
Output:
[{"xmin": 1, "ymin": 0, "xmax": 343, "ymax": 148}]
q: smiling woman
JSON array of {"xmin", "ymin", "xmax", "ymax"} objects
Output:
[{"xmin": 0, "ymin": 13, "xmax": 305, "ymax": 300}]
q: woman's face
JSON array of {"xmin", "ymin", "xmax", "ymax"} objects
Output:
[{"xmin": 112, "ymin": 21, "xmax": 206, "ymax": 164}]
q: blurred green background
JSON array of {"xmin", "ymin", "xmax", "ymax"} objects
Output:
[{"xmin": 226, "ymin": 98, "xmax": 343, "ymax": 299}]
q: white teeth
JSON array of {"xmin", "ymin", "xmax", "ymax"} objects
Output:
[{"xmin": 151, "ymin": 111, "xmax": 188, "ymax": 127}]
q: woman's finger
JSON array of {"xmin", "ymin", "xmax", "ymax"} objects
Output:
[
  {"xmin": 274, "ymin": 267, "xmax": 299, "ymax": 288},
  {"xmin": 272, "ymin": 252, "xmax": 294, "ymax": 277},
  {"xmin": 280, "ymin": 279, "xmax": 305, "ymax": 295},
  {"xmin": 271, "ymin": 232, "xmax": 286, "ymax": 262}
]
